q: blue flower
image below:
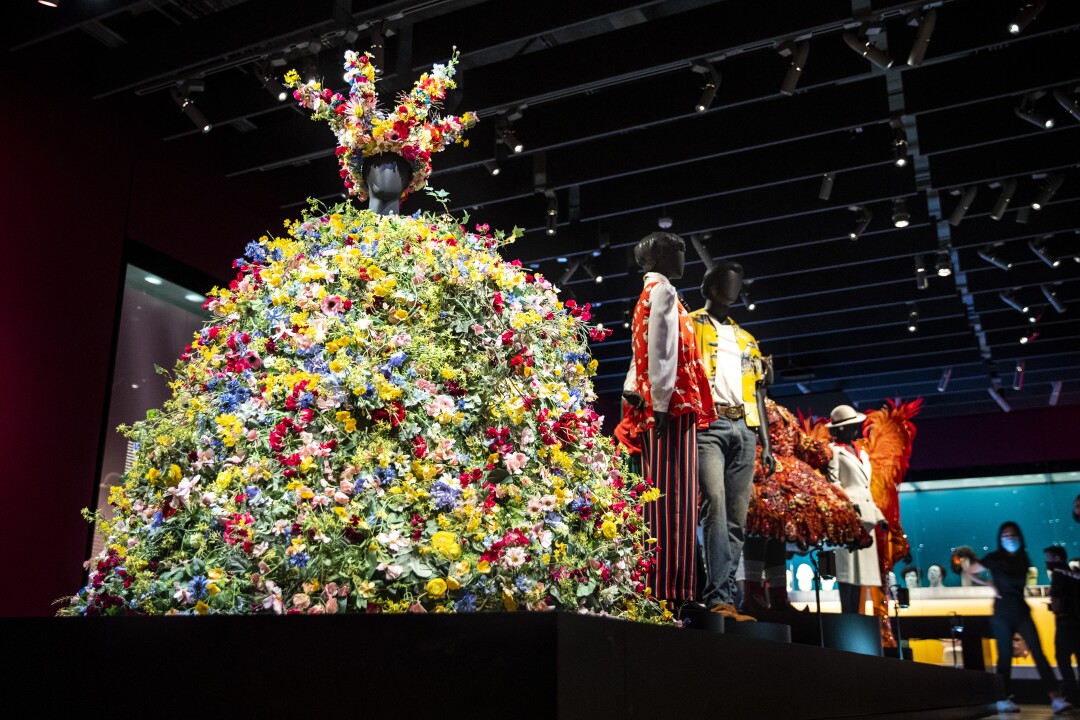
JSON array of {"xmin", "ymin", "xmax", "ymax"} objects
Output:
[
  {"xmin": 454, "ymin": 591, "xmax": 477, "ymax": 612},
  {"xmin": 244, "ymin": 240, "xmax": 268, "ymax": 263},
  {"xmin": 151, "ymin": 511, "xmax": 163, "ymax": 528},
  {"xmin": 515, "ymin": 575, "xmax": 533, "ymax": 592},
  {"xmin": 189, "ymin": 575, "xmax": 209, "ymax": 599},
  {"xmin": 544, "ymin": 511, "xmax": 563, "ymax": 527},
  {"xmin": 388, "ymin": 351, "xmax": 407, "ymax": 367},
  {"xmin": 430, "ymin": 481, "xmax": 461, "ymax": 512},
  {"xmin": 288, "ymin": 552, "xmax": 311, "ymax": 568},
  {"xmin": 245, "ymin": 486, "xmax": 261, "ymax": 499},
  {"xmin": 373, "ymin": 466, "xmax": 396, "ymax": 486}
]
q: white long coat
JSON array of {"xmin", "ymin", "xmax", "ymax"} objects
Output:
[{"xmin": 828, "ymin": 444, "xmax": 885, "ymax": 587}]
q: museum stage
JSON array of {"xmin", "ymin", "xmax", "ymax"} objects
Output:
[{"xmin": 2, "ymin": 612, "xmax": 999, "ymax": 718}]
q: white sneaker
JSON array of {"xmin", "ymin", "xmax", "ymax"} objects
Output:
[
  {"xmin": 996, "ymin": 697, "xmax": 1020, "ymax": 713},
  {"xmin": 1052, "ymin": 697, "xmax": 1074, "ymax": 715}
]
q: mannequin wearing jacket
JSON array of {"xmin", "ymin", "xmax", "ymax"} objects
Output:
[
  {"xmin": 826, "ymin": 405, "xmax": 886, "ymax": 614},
  {"xmin": 626, "ymin": 232, "xmax": 716, "ymax": 604}
]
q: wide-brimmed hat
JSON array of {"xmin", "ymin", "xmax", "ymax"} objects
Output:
[{"xmin": 825, "ymin": 404, "xmax": 866, "ymax": 427}]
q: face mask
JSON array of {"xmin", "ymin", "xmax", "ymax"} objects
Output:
[{"xmin": 1002, "ymin": 537, "xmax": 1021, "ymax": 553}]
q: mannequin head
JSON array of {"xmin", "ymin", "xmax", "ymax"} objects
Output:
[
  {"xmin": 634, "ymin": 232, "xmax": 686, "ymax": 280},
  {"xmin": 826, "ymin": 404, "xmax": 866, "ymax": 444},
  {"xmin": 927, "ymin": 563, "xmax": 945, "ymax": 587},
  {"xmin": 795, "ymin": 562, "xmax": 816, "ymax": 592},
  {"xmin": 362, "ymin": 152, "xmax": 413, "ymax": 214},
  {"xmin": 903, "ymin": 566, "xmax": 920, "ymax": 588},
  {"xmin": 700, "ymin": 261, "xmax": 743, "ymax": 319}
]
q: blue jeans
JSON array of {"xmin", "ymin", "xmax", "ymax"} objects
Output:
[{"xmin": 697, "ymin": 416, "xmax": 758, "ymax": 607}]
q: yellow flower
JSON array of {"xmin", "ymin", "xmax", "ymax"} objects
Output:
[
  {"xmin": 207, "ymin": 568, "xmax": 224, "ymax": 581},
  {"xmin": 601, "ymin": 518, "xmax": 618, "ymax": 539},
  {"xmin": 454, "ymin": 560, "xmax": 471, "ymax": 576},
  {"xmin": 283, "ymin": 69, "xmax": 300, "ymax": 85},
  {"xmin": 477, "ymin": 560, "xmax": 491, "ymax": 574},
  {"xmin": 207, "ymin": 584, "xmax": 221, "ymax": 596},
  {"xmin": 446, "ymin": 577, "xmax": 461, "ymax": 591},
  {"xmin": 194, "ymin": 601, "xmax": 210, "ymax": 615},
  {"xmin": 425, "ymin": 578, "xmax": 448, "ymax": 598},
  {"xmin": 145, "ymin": 468, "xmax": 160, "ymax": 482},
  {"xmin": 167, "ymin": 464, "xmax": 183, "ymax": 485},
  {"xmin": 430, "ymin": 531, "xmax": 461, "ymax": 560}
]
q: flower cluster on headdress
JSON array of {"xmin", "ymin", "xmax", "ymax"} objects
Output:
[{"xmin": 285, "ymin": 48, "xmax": 477, "ymax": 201}]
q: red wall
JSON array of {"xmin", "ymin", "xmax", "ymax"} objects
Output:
[{"xmin": 0, "ymin": 68, "xmax": 284, "ymax": 615}]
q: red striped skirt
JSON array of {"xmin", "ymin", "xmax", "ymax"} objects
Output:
[{"xmin": 641, "ymin": 412, "xmax": 698, "ymax": 603}]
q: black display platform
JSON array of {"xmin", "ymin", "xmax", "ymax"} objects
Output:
[{"xmin": 2, "ymin": 613, "xmax": 1000, "ymax": 718}]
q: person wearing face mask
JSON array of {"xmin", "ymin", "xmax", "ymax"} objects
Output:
[
  {"xmin": 1046, "ymin": 545, "xmax": 1080, "ymax": 707},
  {"xmin": 964, "ymin": 522, "xmax": 1072, "ymax": 715}
]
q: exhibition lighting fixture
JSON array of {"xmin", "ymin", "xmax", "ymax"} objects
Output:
[
  {"xmin": 1041, "ymin": 283, "xmax": 1066, "ymax": 313},
  {"xmin": 977, "ymin": 244, "xmax": 1013, "ymax": 271},
  {"xmin": 818, "ymin": 172, "xmax": 835, "ymax": 200},
  {"xmin": 622, "ymin": 310, "xmax": 631, "ymax": 329},
  {"xmin": 741, "ymin": 290, "xmax": 755, "ymax": 311},
  {"xmin": 694, "ymin": 64, "xmax": 720, "ymax": 113},
  {"xmin": 1009, "ymin": 0, "xmax": 1047, "ymax": 34},
  {"xmin": 1019, "ymin": 329, "xmax": 1039, "ymax": 344},
  {"xmin": 999, "ymin": 290, "xmax": 1030, "ymax": 315},
  {"xmin": 657, "ymin": 211, "xmax": 673, "ymax": 230},
  {"xmin": 935, "ymin": 250, "xmax": 952, "ymax": 277},
  {"xmin": 557, "ymin": 257, "xmax": 581, "ymax": 286},
  {"xmin": 38, "ymin": 1, "xmax": 59, "ymax": 7},
  {"xmin": 1015, "ymin": 206, "xmax": 1031, "ymax": 225},
  {"xmin": 1013, "ymin": 359, "xmax": 1026, "ymax": 391},
  {"xmin": 497, "ymin": 123, "xmax": 523, "ymax": 154},
  {"xmin": 1029, "ymin": 237, "xmax": 1060, "ymax": 268},
  {"xmin": 184, "ymin": 293, "xmax": 203, "ymax": 303},
  {"xmin": 848, "ymin": 205, "xmax": 872, "ymax": 240},
  {"xmin": 1015, "ymin": 103, "xmax": 1055, "ymax": 130},
  {"xmin": 892, "ymin": 198, "xmax": 911, "ymax": 228},
  {"xmin": 1053, "ymin": 89, "xmax": 1080, "ymax": 122},
  {"xmin": 582, "ymin": 261, "xmax": 604, "ymax": 285},
  {"xmin": 906, "ymin": 9, "xmax": 938, "ymax": 67},
  {"xmin": 779, "ymin": 41, "xmax": 809, "ymax": 97},
  {"xmin": 1049, "ymin": 380, "xmax": 1063, "ymax": 406},
  {"xmin": 256, "ymin": 65, "xmax": 288, "ymax": 102},
  {"xmin": 545, "ymin": 192, "xmax": 558, "ymax": 236},
  {"xmin": 988, "ymin": 386, "xmax": 1011, "ymax": 412},
  {"xmin": 842, "ymin": 31, "xmax": 894, "ymax": 70},
  {"xmin": 1031, "ymin": 172, "xmax": 1064, "ymax": 210},
  {"xmin": 906, "ymin": 306, "xmax": 919, "ymax": 333},
  {"xmin": 170, "ymin": 84, "xmax": 212, "ymax": 134},
  {"xmin": 893, "ymin": 129, "xmax": 909, "ymax": 167},
  {"xmin": 915, "ymin": 254, "xmax": 929, "ymax": 290},
  {"xmin": 483, "ymin": 160, "xmax": 501, "ymax": 176},
  {"xmin": 990, "ymin": 179, "xmax": 1018, "ymax": 221},
  {"xmin": 144, "ymin": 276, "xmax": 163, "ymax": 285},
  {"xmin": 937, "ymin": 367, "xmax": 952, "ymax": 392},
  {"xmin": 948, "ymin": 186, "xmax": 978, "ymax": 227}
]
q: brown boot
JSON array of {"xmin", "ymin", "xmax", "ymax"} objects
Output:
[
  {"xmin": 740, "ymin": 580, "xmax": 769, "ymax": 615},
  {"xmin": 767, "ymin": 584, "xmax": 795, "ymax": 613},
  {"xmin": 710, "ymin": 602, "xmax": 758, "ymax": 622}
]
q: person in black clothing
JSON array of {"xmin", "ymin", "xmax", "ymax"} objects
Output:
[
  {"xmin": 1046, "ymin": 545, "xmax": 1080, "ymax": 705},
  {"xmin": 963, "ymin": 522, "xmax": 1072, "ymax": 715}
]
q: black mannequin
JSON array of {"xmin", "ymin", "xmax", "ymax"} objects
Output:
[
  {"xmin": 702, "ymin": 269, "xmax": 775, "ymax": 475},
  {"xmin": 829, "ymin": 421, "xmax": 861, "ymax": 446},
  {"xmin": 637, "ymin": 241, "xmax": 685, "ymax": 433},
  {"xmin": 362, "ymin": 153, "xmax": 413, "ymax": 216}
]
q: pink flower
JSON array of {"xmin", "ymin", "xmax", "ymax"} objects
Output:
[
  {"xmin": 503, "ymin": 451, "xmax": 528, "ymax": 474},
  {"xmin": 322, "ymin": 295, "xmax": 345, "ymax": 314}
]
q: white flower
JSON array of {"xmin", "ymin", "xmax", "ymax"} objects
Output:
[
  {"xmin": 377, "ymin": 530, "xmax": 411, "ymax": 554},
  {"xmin": 503, "ymin": 546, "xmax": 527, "ymax": 568},
  {"xmin": 539, "ymin": 494, "xmax": 557, "ymax": 511}
]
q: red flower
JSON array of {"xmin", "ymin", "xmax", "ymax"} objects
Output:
[{"xmin": 492, "ymin": 292, "xmax": 504, "ymax": 314}]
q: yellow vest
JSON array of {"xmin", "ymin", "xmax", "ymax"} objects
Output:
[{"xmin": 688, "ymin": 309, "xmax": 765, "ymax": 427}]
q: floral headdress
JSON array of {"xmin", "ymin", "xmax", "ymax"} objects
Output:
[{"xmin": 285, "ymin": 48, "xmax": 477, "ymax": 201}]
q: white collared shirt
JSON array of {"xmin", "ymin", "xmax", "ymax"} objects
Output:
[{"xmin": 708, "ymin": 315, "xmax": 743, "ymax": 409}]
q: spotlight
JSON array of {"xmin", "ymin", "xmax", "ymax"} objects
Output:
[
  {"xmin": 988, "ymin": 386, "xmax": 1011, "ymax": 413},
  {"xmin": 779, "ymin": 41, "xmax": 810, "ymax": 97},
  {"xmin": 1013, "ymin": 359, "xmax": 1026, "ymax": 391},
  {"xmin": 1015, "ymin": 206, "xmax": 1031, "ymax": 224},
  {"xmin": 1029, "ymin": 237, "xmax": 1060, "ymax": 268},
  {"xmin": 990, "ymin": 179, "xmax": 1018, "ymax": 221},
  {"xmin": 741, "ymin": 290, "xmax": 756, "ymax": 311},
  {"xmin": 893, "ymin": 129, "xmax": 909, "ymax": 167},
  {"xmin": 1009, "ymin": 0, "xmax": 1047, "ymax": 34},
  {"xmin": 1053, "ymin": 89, "xmax": 1080, "ymax": 122},
  {"xmin": 256, "ymin": 65, "xmax": 288, "ymax": 102},
  {"xmin": 935, "ymin": 250, "xmax": 952, "ymax": 277},
  {"xmin": 497, "ymin": 123, "xmax": 523, "ymax": 154},
  {"xmin": 1041, "ymin": 284, "xmax": 1066, "ymax": 313},
  {"xmin": 978, "ymin": 244, "xmax": 1013, "ymax": 271},
  {"xmin": 545, "ymin": 215, "xmax": 557, "ymax": 236},
  {"xmin": 38, "ymin": 1, "xmax": 59, "ymax": 6},
  {"xmin": 843, "ymin": 31, "xmax": 894, "ymax": 70},
  {"xmin": 694, "ymin": 64, "xmax": 720, "ymax": 113},
  {"xmin": 892, "ymin": 198, "xmax": 911, "ymax": 228},
  {"xmin": 849, "ymin": 205, "xmax": 872, "ymax": 240},
  {"xmin": 818, "ymin": 172, "xmax": 835, "ymax": 201},
  {"xmin": 937, "ymin": 367, "xmax": 952, "ymax": 392},
  {"xmin": 582, "ymin": 261, "xmax": 604, "ymax": 285},
  {"xmin": 1032, "ymin": 173, "xmax": 1064, "ymax": 210},
  {"xmin": 907, "ymin": 306, "xmax": 919, "ymax": 333},
  {"xmin": 999, "ymin": 290, "xmax": 1030, "ymax": 315},
  {"xmin": 948, "ymin": 186, "xmax": 978, "ymax": 227},
  {"xmin": 623, "ymin": 310, "xmax": 631, "ymax": 329},
  {"xmin": 546, "ymin": 192, "xmax": 558, "ymax": 217},
  {"xmin": 483, "ymin": 160, "xmax": 501, "ymax": 176},
  {"xmin": 1019, "ymin": 330, "xmax": 1039, "ymax": 345},
  {"xmin": 658, "ymin": 214, "xmax": 673, "ymax": 230},
  {"xmin": 915, "ymin": 255, "xmax": 930, "ymax": 290},
  {"xmin": 170, "ymin": 85, "xmax": 212, "ymax": 134},
  {"xmin": 907, "ymin": 9, "xmax": 938, "ymax": 67},
  {"xmin": 1050, "ymin": 380, "xmax": 1063, "ymax": 406},
  {"xmin": 1015, "ymin": 104, "xmax": 1055, "ymax": 130}
]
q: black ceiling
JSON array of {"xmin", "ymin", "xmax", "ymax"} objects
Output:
[{"xmin": 11, "ymin": 0, "xmax": 1080, "ymax": 419}]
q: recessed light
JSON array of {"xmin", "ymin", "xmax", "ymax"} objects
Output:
[
  {"xmin": 184, "ymin": 293, "xmax": 203, "ymax": 302},
  {"xmin": 145, "ymin": 276, "xmax": 163, "ymax": 285}
]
